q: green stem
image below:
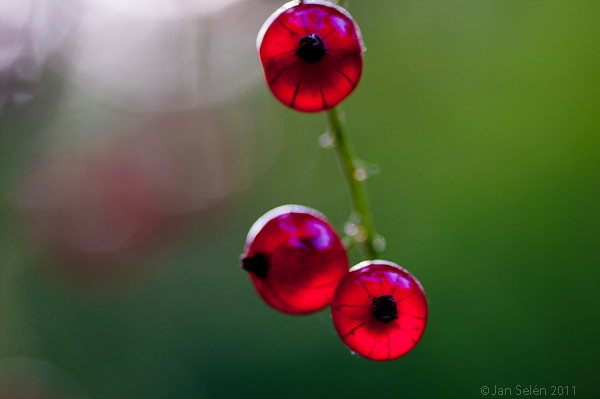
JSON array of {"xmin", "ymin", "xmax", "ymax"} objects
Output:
[{"xmin": 326, "ymin": 106, "xmax": 380, "ymax": 260}]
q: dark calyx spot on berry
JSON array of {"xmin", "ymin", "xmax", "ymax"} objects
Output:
[
  {"xmin": 372, "ymin": 295, "xmax": 398, "ymax": 323},
  {"xmin": 241, "ymin": 252, "xmax": 269, "ymax": 279},
  {"xmin": 296, "ymin": 34, "xmax": 326, "ymax": 63}
]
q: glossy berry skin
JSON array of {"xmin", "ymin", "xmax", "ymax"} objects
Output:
[
  {"xmin": 241, "ymin": 205, "xmax": 349, "ymax": 314},
  {"xmin": 257, "ymin": 0, "xmax": 364, "ymax": 113},
  {"xmin": 332, "ymin": 260, "xmax": 428, "ymax": 361}
]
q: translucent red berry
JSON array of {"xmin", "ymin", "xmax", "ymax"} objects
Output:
[
  {"xmin": 257, "ymin": 0, "xmax": 364, "ymax": 113},
  {"xmin": 241, "ymin": 205, "xmax": 349, "ymax": 314},
  {"xmin": 331, "ymin": 260, "xmax": 428, "ymax": 361}
]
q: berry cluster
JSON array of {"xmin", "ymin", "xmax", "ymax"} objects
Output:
[{"xmin": 241, "ymin": 0, "xmax": 428, "ymax": 361}]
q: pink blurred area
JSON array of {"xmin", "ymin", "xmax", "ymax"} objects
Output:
[
  {"xmin": 2, "ymin": 0, "xmax": 282, "ymax": 286},
  {"xmin": 14, "ymin": 144, "xmax": 168, "ymax": 280}
]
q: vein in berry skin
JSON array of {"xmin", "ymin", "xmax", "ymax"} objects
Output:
[
  {"xmin": 342, "ymin": 319, "xmax": 370, "ymax": 338},
  {"xmin": 358, "ymin": 279, "xmax": 375, "ymax": 298},
  {"xmin": 331, "ymin": 62, "xmax": 356, "ymax": 88},
  {"xmin": 401, "ymin": 311, "xmax": 426, "ymax": 320},
  {"xmin": 334, "ymin": 304, "xmax": 370, "ymax": 309},
  {"xmin": 368, "ymin": 331, "xmax": 378, "ymax": 358},
  {"xmin": 264, "ymin": 281, "xmax": 296, "ymax": 312},
  {"xmin": 290, "ymin": 68, "xmax": 304, "ymax": 108},
  {"xmin": 322, "ymin": 27, "xmax": 336, "ymax": 40},
  {"xmin": 398, "ymin": 325, "xmax": 417, "ymax": 345},
  {"xmin": 268, "ymin": 63, "xmax": 291, "ymax": 85},
  {"xmin": 314, "ymin": 64, "xmax": 328, "ymax": 110},
  {"xmin": 386, "ymin": 331, "xmax": 391, "ymax": 360},
  {"xmin": 391, "ymin": 275, "xmax": 401, "ymax": 296},
  {"xmin": 315, "ymin": 16, "xmax": 324, "ymax": 32},
  {"xmin": 300, "ymin": 14, "xmax": 309, "ymax": 35},
  {"xmin": 269, "ymin": 50, "xmax": 297, "ymax": 62},
  {"xmin": 277, "ymin": 19, "xmax": 299, "ymax": 38},
  {"xmin": 334, "ymin": 304, "xmax": 370, "ymax": 317},
  {"xmin": 277, "ymin": 279, "xmax": 339, "ymax": 289},
  {"xmin": 395, "ymin": 290, "xmax": 418, "ymax": 304}
]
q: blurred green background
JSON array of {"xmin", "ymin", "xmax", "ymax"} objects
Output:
[{"xmin": 1, "ymin": 0, "xmax": 598, "ymax": 398}]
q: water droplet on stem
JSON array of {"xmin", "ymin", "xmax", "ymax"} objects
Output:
[{"xmin": 318, "ymin": 132, "xmax": 335, "ymax": 148}]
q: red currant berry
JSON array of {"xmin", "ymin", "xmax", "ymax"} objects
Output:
[
  {"xmin": 331, "ymin": 260, "xmax": 428, "ymax": 361},
  {"xmin": 257, "ymin": 0, "xmax": 364, "ymax": 113},
  {"xmin": 241, "ymin": 205, "xmax": 349, "ymax": 314}
]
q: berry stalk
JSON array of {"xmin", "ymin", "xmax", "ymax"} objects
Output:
[{"xmin": 326, "ymin": 106, "xmax": 379, "ymax": 260}]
